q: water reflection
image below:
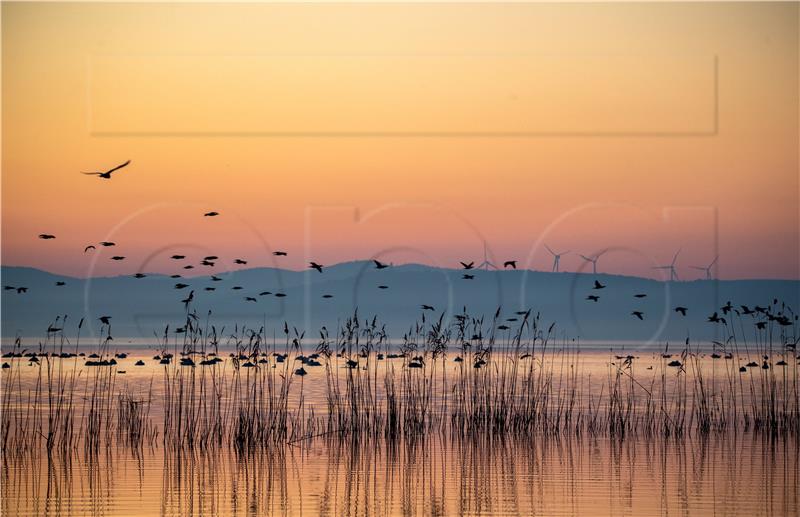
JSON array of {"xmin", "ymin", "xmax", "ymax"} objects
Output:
[{"xmin": 4, "ymin": 433, "xmax": 797, "ymax": 516}]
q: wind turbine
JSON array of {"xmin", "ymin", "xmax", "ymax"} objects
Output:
[
  {"xmin": 653, "ymin": 248, "xmax": 681, "ymax": 281},
  {"xmin": 579, "ymin": 250, "xmax": 607, "ymax": 274},
  {"xmin": 690, "ymin": 255, "xmax": 718, "ymax": 280},
  {"xmin": 476, "ymin": 241, "xmax": 498, "ymax": 271},
  {"xmin": 545, "ymin": 244, "xmax": 570, "ymax": 273}
]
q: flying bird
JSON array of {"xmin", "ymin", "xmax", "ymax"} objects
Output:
[
  {"xmin": 234, "ymin": 259, "xmax": 247, "ymax": 265},
  {"xmin": 204, "ymin": 287, "xmax": 215, "ymax": 291},
  {"xmin": 274, "ymin": 293, "xmax": 287, "ymax": 298},
  {"xmin": 503, "ymin": 261, "xmax": 517, "ymax": 269},
  {"xmin": 200, "ymin": 260, "xmax": 215, "ymax": 266},
  {"xmin": 81, "ymin": 160, "xmax": 131, "ymax": 179},
  {"xmin": 183, "ymin": 265, "xmax": 194, "ymax": 269},
  {"xmin": 99, "ymin": 242, "xmax": 115, "ymax": 247},
  {"xmin": 322, "ymin": 294, "xmax": 333, "ymax": 299},
  {"xmin": 378, "ymin": 285, "xmax": 389, "ymax": 289},
  {"xmin": 170, "ymin": 255, "xmax": 185, "ymax": 260},
  {"xmin": 421, "ymin": 305, "xmax": 435, "ymax": 311},
  {"xmin": 38, "ymin": 234, "xmax": 56, "ymax": 240},
  {"xmin": 133, "ymin": 273, "xmax": 146, "ymax": 278},
  {"xmin": 170, "ymin": 274, "xmax": 182, "ymax": 279},
  {"xmin": 204, "ymin": 255, "xmax": 218, "ymax": 260},
  {"xmin": 16, "ymin": 287, "xmax": 27, "ymax": 294},
  {"xmin": 462, "ymin": 274, "xmax": 475, "ymax": 280},
  {"xmin": 593, "ymin": 280, "xmax": 605, "ymax": 290},
  {"xmin": 273, "ymin": 251, "xmax": 288, "ymax": 256},
  {"xmin": 634, "ymin": 294, "xmax": 647, "ymax": 298},
  {"xmin": 674, "ymin": 307, "xmax": 688, "ymax": 316},
  {"xmin": 460, "ymin": 261, "xmax": 475, "ymax": 270},
  {"xmin": 586, "ymin": 295, "xmax": 600, "ymax": 302},
  {"xmin": 231, "ymin": 286, "xmax": 243, "ymax": 290},
  {"xmin": 174, "ymin": 283, "xmax": 189, "ymax": 289},
  {"xmin": 373, "ymin": 260, "xmax": 389, "ymax": 269},
  {"xmin": 259, "ymin": 291, "xmax": 272, "ymax": 296},
  {"xmin": 245, "ymin": 297, "xmax": 257, "ymax": 302},
  {"xmin": 84, "ymin": 245, "xmax": 96, "ymax": 253},
  {"xmin": 98, "ymin": 316, "xmax": 112, "ymax": 325},
  {"xmin": 309, "ymin": 262, "xmax": 323, "ymax": 273},
  {"xmin": 204, "ymin": 212, "xmax": 219, "ymax": 217},
  {"xmin": 110, "ymin": 256, "xmax": 125, "ymax": 261},
  {"xmin": 55, "ymin": 281, "xmax": 66, "ymax": 286},
  {"xmin": 211, "ymin": 276, "xmax": 222, "ymax": 281},
  {"xmin": 631, "ymin": 311, "xmax": 644, "ymax": 320}
]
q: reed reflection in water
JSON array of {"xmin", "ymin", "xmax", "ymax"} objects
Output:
[{"xmin": 3, "ymin": 432, "xmax": 797, "ymax": 516}]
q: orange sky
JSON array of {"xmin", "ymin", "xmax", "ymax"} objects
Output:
[{"xmin": 2, "ymin": 2, "xmax": 798, "ymax": 279}]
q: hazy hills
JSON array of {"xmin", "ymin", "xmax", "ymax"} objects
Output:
[{"xmin": 1, "ymin": 262, "xmax": 798, "ymax": 343}]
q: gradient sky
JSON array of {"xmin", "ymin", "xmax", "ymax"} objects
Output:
[{"xmin": 2, "ymin": 2, "xmax": 798, "ymax": 279}]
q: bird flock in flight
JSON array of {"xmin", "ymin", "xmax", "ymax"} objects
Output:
[{"xmin": 3, "ymin": 160, "xmax": 794, "ymax": 336}]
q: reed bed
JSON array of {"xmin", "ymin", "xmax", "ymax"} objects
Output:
[{"xmin": 2, "ymin": 300, "xmax": 798, "ymax": 456}]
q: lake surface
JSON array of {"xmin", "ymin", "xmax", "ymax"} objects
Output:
[
  {"xmin": 2, "ymin": 346, "xmax": 798, "ymax": 516},
  {"xmin": 3, "ymin": 432, "xmax": 798, "ymax": 516}
]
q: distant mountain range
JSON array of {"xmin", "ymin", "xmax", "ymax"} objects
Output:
[{"xmin": 2, "ymin": 262, "xmax": 798, "ymax": 343}]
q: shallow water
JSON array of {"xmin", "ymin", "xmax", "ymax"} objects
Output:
[
  {"xmin": 2, "ymin": 433, "xmax": 798, "ymax": 516},
  {"xmin": 2, "ymin": 348, "xmax": 799, "ymax": 516}
]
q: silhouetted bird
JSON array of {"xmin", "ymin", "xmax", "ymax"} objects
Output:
[
  {"xmin": 55, "ymin": 281, "xmax": 66, "ymax": 286},
  {"xmin": 231, "ymin": 286, "xmax": 243, "ymax": 290},
  {"xmin": 4, "ymin": 286, "xmax": 15, "ymax": 290},
  {"xmin": 211, "ymin": 276, "xmax": 222, "ymax": 281},
  {"xmin": 373, "ymin": 260, "xmax": 389, "ymax": 269},
  {"xmin": 99, "ymin": 242, "xmax": 115, "ymax": 247},
  {"xmin": 707, "ymin": 312, "xmax": 726, "ymax": 325},
  {"xmin": 586, "ymin": 295, "xmax": 599, "ymax": 302},
  {"xmin": 756, "ymin": 321, "xmax": 767, "ymax": 330},
  {"xmin": 675, "ymin": 306, "xmax": 688, "ymax": 316},
  {"xmin": 174, "ymin": 283, "xmax": 189, "ymax": 289},
  {"xmin": 234, "ymin": 259, "xmax": 247, "ymax": 265},
  {"xmin": 634, "ymin": 294, "xmax": 647, "ymax": 298},
  {"xmin": 460, "ymin": 261, "xmax": 475, "ymax": 270},
  {"xmin": 84, "ymin": 245, "xmax": 96, "ymax": 253},
  {"xmin": 309, "ymin": 262, "xmax": 323, "ymax": 273},
  {"xmin": 81, "ymin": 160, "xmax": 130, "ymax": 179},
  {"xmin": 421, "ymin": 305, "xmax": 435, "ymax": 311},
  {"xmin": 204, "ymin": 212, "xmax": 219, "ymax": 217},
  {"xmin": 205, "ymin": 287, "xmax": 215, "ymax": 291},
  {"xmin": 245, "ymin": 297, "xmax": 257, "ymax": 302},
  {"xmin": 741, "ymin": 305, "xmax": 756, "ymax": 315},
  {"xmin": 503, "ymin": 261, "xmax": 517, "ymax": 269},
  {"xmin": 462, "ymin": 274, "xmax": 474, "ymax": 280},
  {"xmin": 200, "ymin": 260, "xmax": 214, "ymax": 266},
  {"xmin": 259, "ymin": 291, "xmax": 271, "ymax": 296},
  {"xmin": 110, "ymin": 256, "xmax": 125, "ymax": 261},
  {"xmin": 593, "ymin": 280, "xmax": 605, "ymax": 289},
  {"xmin": 99, "ymin": 316, "xmax": 111, "ymax": 325},
  {"xmin": 631, "ymin": 311, "xmax": 644, "ymax": 320},
  {"xmin": 721, "ymin": 301, "xmax": 733, "ymax": 315},
  {"xmin": 273, "ymin": 251, "xmax": 288, "ymax": 256},
  {"xmin": 170, "ymin": 255, "xmax": 185, "ymax": 260},
  {"xmin": 378, "ymin": 285, "xmax": 389, "ymax": 289},
  {"xmin": 322, "ymin": 294, "xmax": 333, "ymax": 298},
  {"xmin": 170, "ymin": 274, "xmax": 181, "ymax": 279},
  {"xmin": 274, "ymin": 293, "xmax": 286, "ymax": 297},
  {"xmin": 38, "ymin": 234, "xmax": 56, "ymax": 240},
  {"xmin": 183, "ymin": 265, "xmax": 194, "ymax": 269},
  {"xmin": 204, "ymin": 255, "xmax": 218, "ymax": 260},
  {"xmin": 16, "ymin": 287, "xmax": 27, "ymax": 293}
]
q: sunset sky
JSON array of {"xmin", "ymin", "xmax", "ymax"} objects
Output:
[{"xmin": 2, "ymin": 2, "xmax": 798, "ymax": 279}]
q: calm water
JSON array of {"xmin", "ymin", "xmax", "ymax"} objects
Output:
[
  {"xmin": 2, "ymin": 349, "xmax": 798, "ymax": 516},
  {"xmin": 2, "ymin": 433, "xmax": 798, "ymax": 516}
]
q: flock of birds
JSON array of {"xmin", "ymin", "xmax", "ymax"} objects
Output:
[{"xmin": 2, "ymin": 160, "xmax": 796, "ymax": 337}]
